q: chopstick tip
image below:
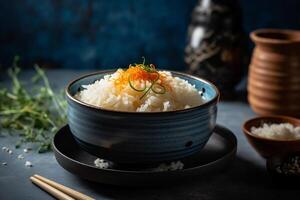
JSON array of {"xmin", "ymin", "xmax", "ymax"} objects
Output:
[{"xmin": 30, "ymin": 176, "xmax": 37, "ymax": 182}]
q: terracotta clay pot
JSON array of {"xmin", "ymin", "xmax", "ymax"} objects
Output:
[{"xmin": 248, "ymin": 29, "xmax": 300, "ymax": 117}]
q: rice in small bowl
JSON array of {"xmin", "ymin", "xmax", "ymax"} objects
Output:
[{"xmin": 66, "ymin": 62, "xmax": 220, "ymax": 164}]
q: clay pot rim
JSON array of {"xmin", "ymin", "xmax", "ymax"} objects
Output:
[
  {"xmin": 250, "ymin": 29, "xmax": 300, "ymax": 45},
  {"xmin": 243, "ymin": 115, "xmax": 300, "ymax": 142}
]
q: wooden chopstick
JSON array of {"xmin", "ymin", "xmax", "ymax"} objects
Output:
[
  {"xmin": 30, "ymin": 176, "xmax": 75, "ymax": 200},
  {"xmin": 30, "ymin": 174, "xmax": 95, "ymax": 200}
]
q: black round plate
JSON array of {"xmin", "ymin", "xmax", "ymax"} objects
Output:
[{"xmin": 53, "ymin": 125, "xmax": 237, "ymax": 186}]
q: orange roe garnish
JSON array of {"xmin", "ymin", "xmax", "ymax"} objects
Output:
[{"xmin": 114, "ymin": 62, "xmax": 169, "ymax": 99}]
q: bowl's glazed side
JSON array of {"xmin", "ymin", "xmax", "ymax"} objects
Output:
[
  {"xmin": 66, "ymin": 71, "xmax": 219, "ymax": 164},
  {"xmin": 248, "ymin": 29, "xmax": 300, "ymax": 117},
  {"xmin": 244, "ymin": 133, "xmax": 300, "ymax": 158},
  {"xmin": 68, "ymin": 99, "xmax": 217, "ymax": 163}
]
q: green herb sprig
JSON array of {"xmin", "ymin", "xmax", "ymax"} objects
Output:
[
  {"xmin": 128, "ymin": 58, "xmax": 166, "ymax": 99},
  {"xmin": 0, "ymin": 57, "xmax": 67, "ymax": 152}
]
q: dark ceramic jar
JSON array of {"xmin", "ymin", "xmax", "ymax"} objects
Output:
[{"xmin": 185, "ymin": 0, "xmax": 246, "ymax": 98}]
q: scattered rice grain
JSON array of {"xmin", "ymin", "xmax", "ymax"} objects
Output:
[
  {"xmin": 94, "ymin": 158, "xmax": 110, "ymax": 169},
  {"xmin": 25, "ymin": 161, "xmax": 33, "ymax": 167},
  {"xmin": 23, "ymin": 148, "xmax": 31, "ymax": 153},
  {"xmin": 17, "ymin": 154, "xmax": 24, "ymax": 160}
]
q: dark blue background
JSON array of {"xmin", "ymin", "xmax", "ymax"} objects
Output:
[{"xmin": 0, "ymin": 0, "xmax": 299, "ymax": 70}]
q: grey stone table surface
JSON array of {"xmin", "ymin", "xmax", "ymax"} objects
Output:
[{"xmin": 0, "ymin": 70, "xmax": 299, "ymax": 200}]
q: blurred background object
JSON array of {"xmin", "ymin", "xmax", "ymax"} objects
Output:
[
  {"xmin": 0, "ymin": 0, "xmax": 300, "ymax": 82},
  {"xmin": 185, "ymin": 0, "xmax": 246, "ymax": 98},
  {"xmin": 248, "ymin": 29, "xmax": 300, "ymax": 117},
  {"xmin": 0, "ymin": 0, "xmax": 197, "ymax": 70}
]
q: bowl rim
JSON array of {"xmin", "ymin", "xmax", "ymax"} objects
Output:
[
  {"xmin": 65, "ymin": 69, "xmax": 220, "ymax": 115},
  {"xmin": 242, "ymin": 115, "xmax": 300, "ymax": 142}
]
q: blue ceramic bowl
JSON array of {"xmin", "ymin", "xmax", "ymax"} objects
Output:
[{"xmin": 66, "ymin": 70, "xmax": 220, "ymax": 164}]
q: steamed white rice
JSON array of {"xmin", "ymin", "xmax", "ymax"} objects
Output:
[
  {"xmin": 75, "ymin": 69, "xmax": 205, "ymax": 112},
  {"xmin": 251, "ymin": 123, "xmax": 300, "ymax": 140}
]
